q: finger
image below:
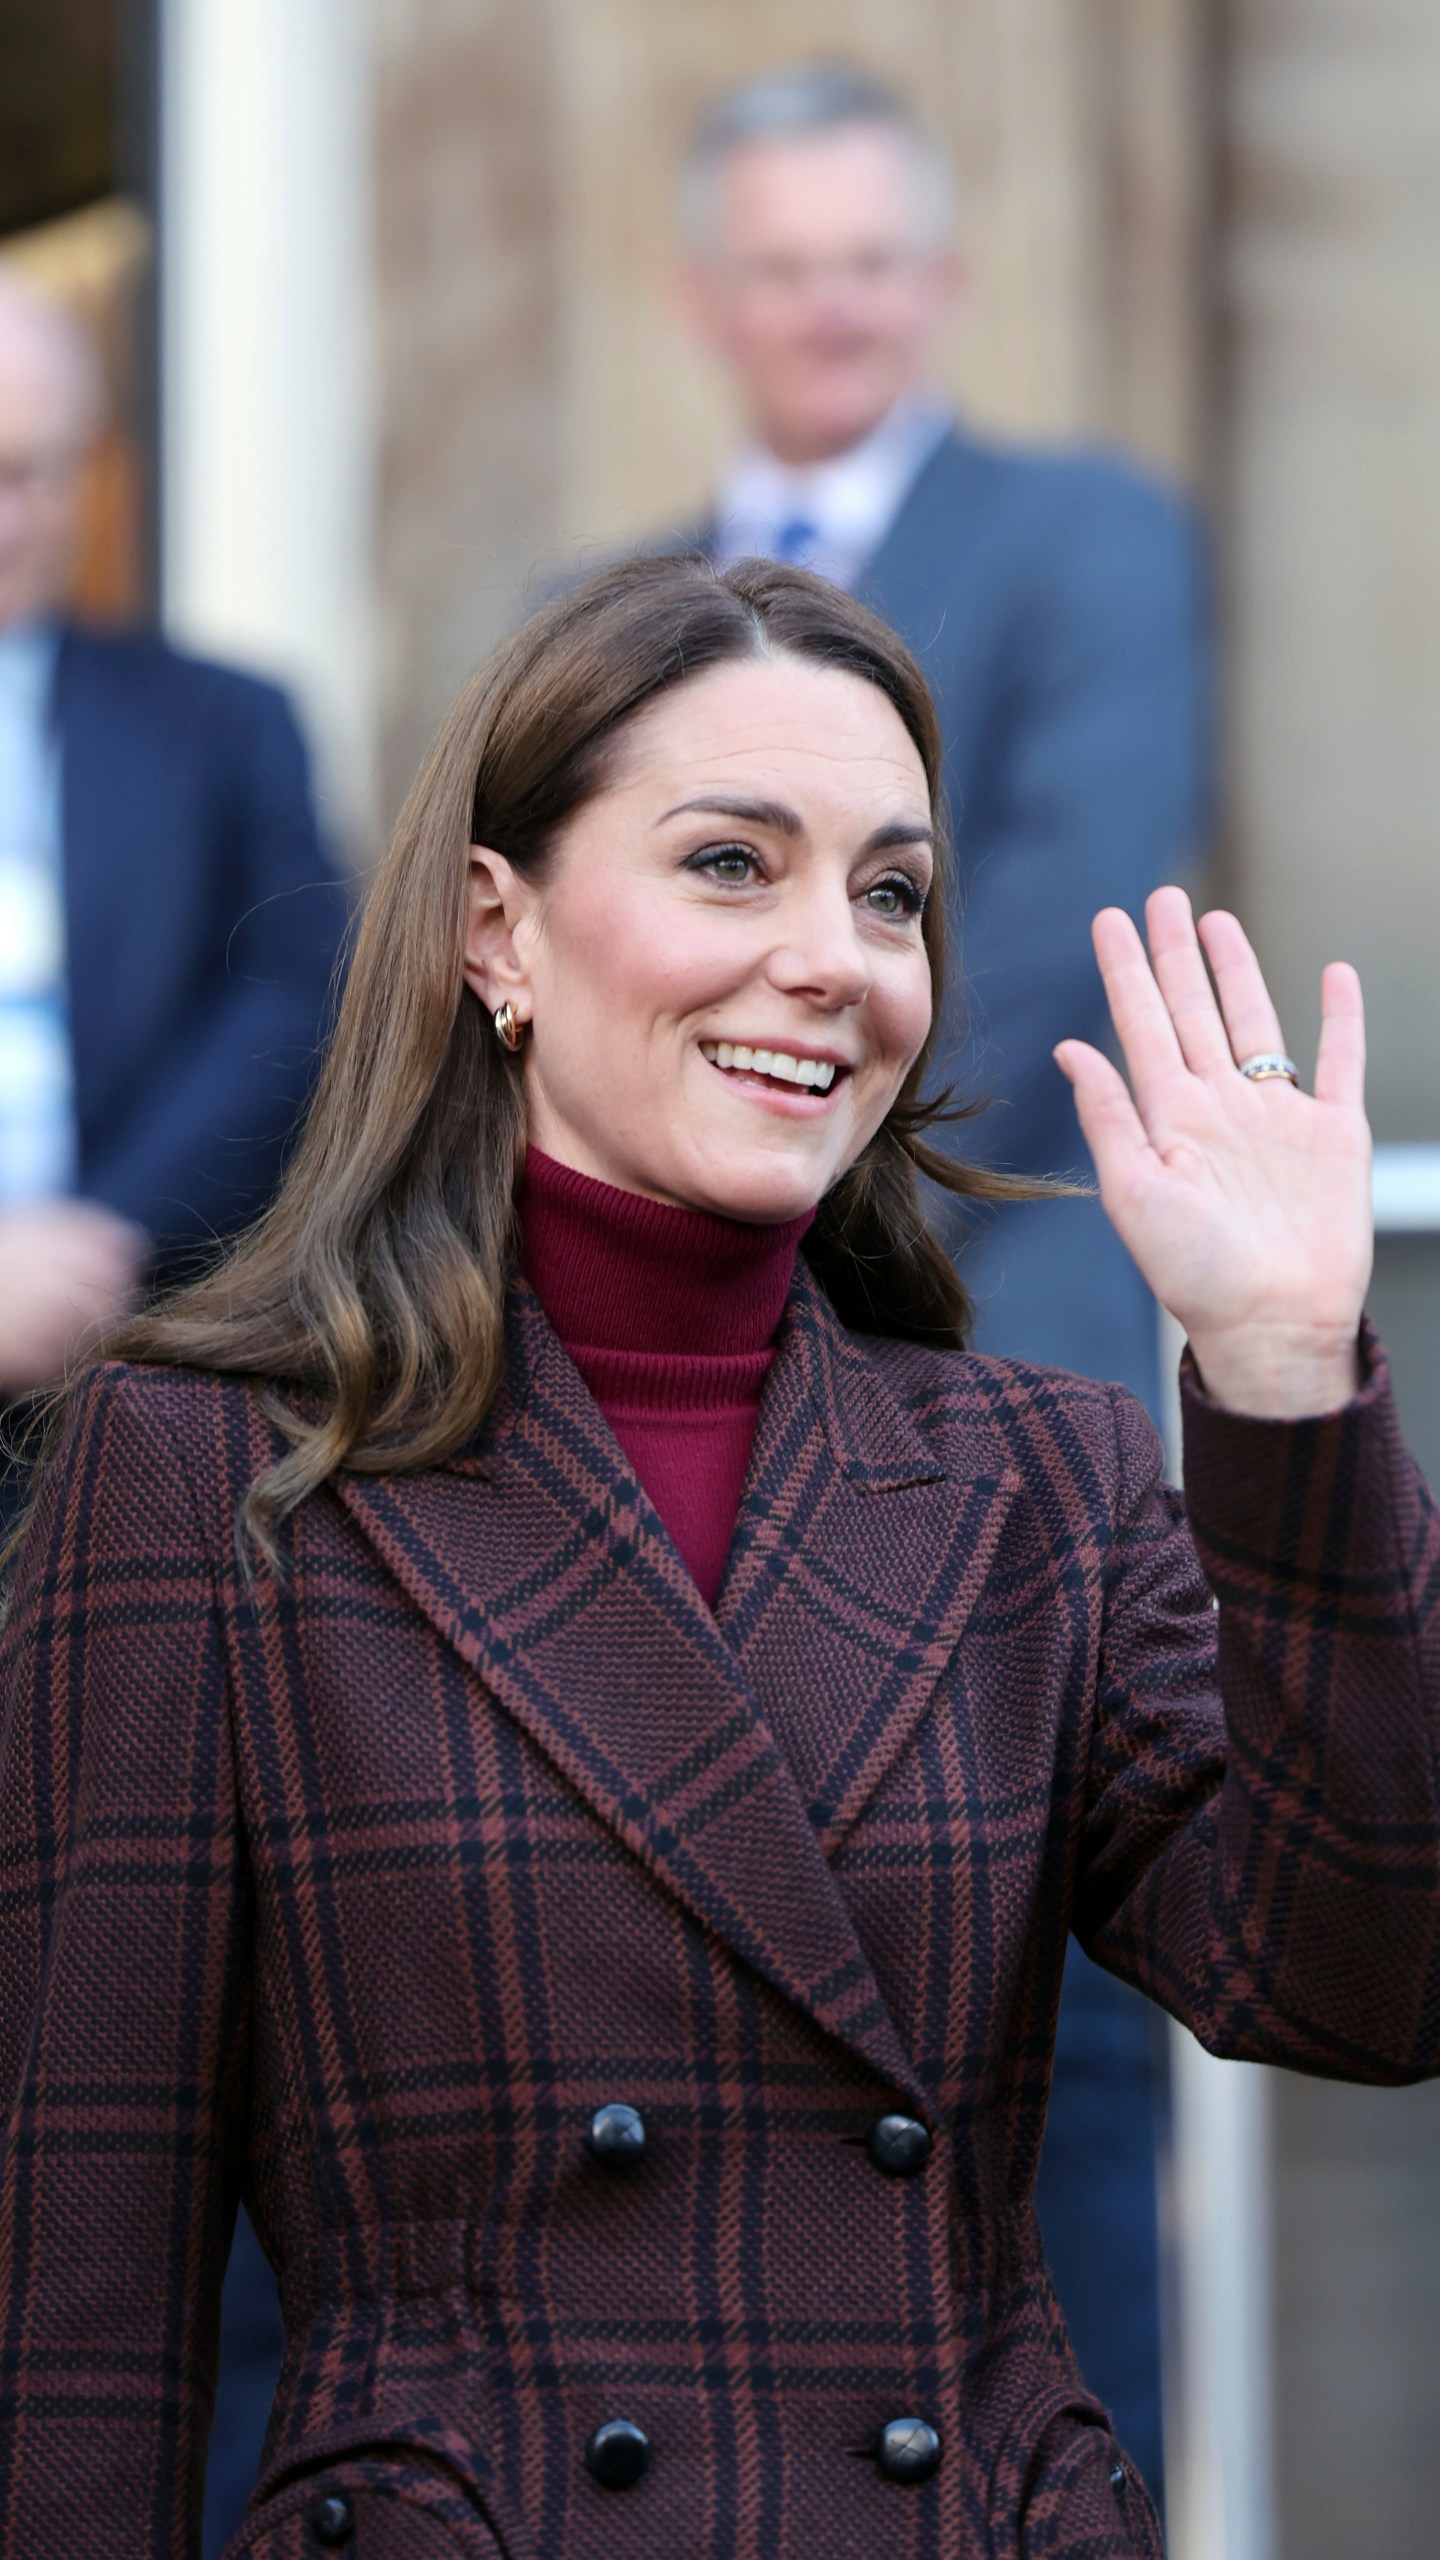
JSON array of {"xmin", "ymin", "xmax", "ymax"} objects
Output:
[
  {"xmin": 1313, "ymin": 960, "xmax": 1366, "ymax": 1109},
  {"xmin": 1055, "ymin": 1039, "xmax": 1155, "ymax": 1197},
  {"xmin": 1194, "ymin": 908, "xmax": 1287, "ymax": 1068},
  {"xmin": 1145, "ymin": 886, "xmax": 1235, "ymax": 1076},
  {"xmin": 1090, "ymin": 906, "xmax": 1191, "ymax": 1118}
]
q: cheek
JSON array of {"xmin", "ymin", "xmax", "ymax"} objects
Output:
[
  {"xmin": 527, "ymin": 872, "xmax": 752, "ymax": 1046},
  {"xmin": 870, "ymin": 951, "xmax": 934, "ymax": 1078},
  {"xmin": 871, "ymin": 288, "xmax": 930, "ymax": 350}
]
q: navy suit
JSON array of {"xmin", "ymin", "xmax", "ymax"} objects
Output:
[
  {"xmin": 679, "ymin": 426, "xmax": 1211, "ymax": 2501},
  {"xmin": 54, "ymin": 625, "xmax": 346, "ymax": 1266},
  {"xmin": 27, "ymin": 626, "xmax": 346, "ymax": 2551}
]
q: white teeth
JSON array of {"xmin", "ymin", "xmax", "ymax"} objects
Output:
[{"xmin": 700, "ymin": 1040, "xmax": 842, "ymax": 1091}]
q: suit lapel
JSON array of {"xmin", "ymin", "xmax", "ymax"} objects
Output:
[
  {"xmin": 855, "ymin": 425, "xmax": 982, "ymax": 628},
  {"xmin": 718, "ymin": 1268, "xmax": 1021, "ymax": 1855},
  {"xmin": 334, "ymin": 1284, "xmax": 924, "ymax": 2106}
]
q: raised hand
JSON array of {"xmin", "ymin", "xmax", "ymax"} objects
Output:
[{"xmin": 1055, "ymin": 886, "xmax": 1372, "ymax": 1418}]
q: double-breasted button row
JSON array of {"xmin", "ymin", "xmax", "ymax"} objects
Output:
[
  {"xmin": 863, "ymin": 2115, "xmax": 939, "ymax": 2484},
  {"xmin": 587, "ymin": 2102, "xmax": 933, "ymax": 2179},
  {"xmin": 583, "ymin": 2104, "xmax": 650, "ymax": 2497},
  {"xmin": 583, "ymin": 2414, "xmax": 943, "ymax": 2494},
  {"xmin": 580, "ymin": 2102, "xmax": 938, "ymax": 2496}
]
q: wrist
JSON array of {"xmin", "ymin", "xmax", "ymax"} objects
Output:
[{"xmin": 1185, "ymin": 1319, "xmax": 1363, "ymax": 1420}]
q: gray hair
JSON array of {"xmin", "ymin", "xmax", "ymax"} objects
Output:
[{"xmin": 679, "ymin": 61, "xmax": 956, "ymax": 259}]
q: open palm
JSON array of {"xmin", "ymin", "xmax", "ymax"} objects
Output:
[{"xmin": 1056, "ymin": 888, "xmax": 1372, "ymax": 1418}]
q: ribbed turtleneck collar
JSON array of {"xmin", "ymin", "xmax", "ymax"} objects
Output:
[{"xmin": 518, "ymin": 1148, "xmax": 813, "ymax": 1359}]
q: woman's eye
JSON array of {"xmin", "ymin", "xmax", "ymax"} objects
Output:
[
  {"xmin": 863, "ymin": 874, "xmax": 926, "ymax": 918},
  {"xmin": 687, "ymin": 844, "xmax": 760, "ymax": 885}
]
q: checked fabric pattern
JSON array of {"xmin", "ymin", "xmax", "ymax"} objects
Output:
[{"xmin": 2, "ymin": 1266, "xmax": 1439, "ymax": 2558}]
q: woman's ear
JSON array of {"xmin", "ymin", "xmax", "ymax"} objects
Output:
[{"xmin": 463, "ymin": 846, "xmax": 534, "ymax": 1018}]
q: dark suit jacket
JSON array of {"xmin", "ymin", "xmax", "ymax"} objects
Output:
[
  {"xmin": 54, "ymin": 625, "xmax": 346, "ymax": 1265},
  {"xmin": 683, "ymin": 427, "xmax": 1212, "ymax": 1415},
  {"xmin": 2, "ymin": 1273, "xmax": 1436, "ymax": 2559}
]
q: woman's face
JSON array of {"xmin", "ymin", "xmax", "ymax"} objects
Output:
[{"xmin": 464, "ymin": 654, "xmax": 936, "ymax": 1222}]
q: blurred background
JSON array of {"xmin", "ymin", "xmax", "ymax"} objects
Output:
[{"xmin": 4, "ymin": 3, "xmax": 1439, "ymax": 2553}]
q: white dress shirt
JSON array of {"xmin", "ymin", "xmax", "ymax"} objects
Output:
[
  {"xmin": 711, "ymin": 391, "xmax": 951, "ymax": 590},
  {"xmin": 0, "ymin": 621, "xmax": 74, "ymax": 1204}
]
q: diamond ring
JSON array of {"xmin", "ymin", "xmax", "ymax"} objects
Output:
[{"xmin": 1237, "ymin": 1052, "xmax": 1299, "ymax": 1085}]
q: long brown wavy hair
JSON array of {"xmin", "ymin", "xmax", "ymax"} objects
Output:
[{"xmin": 91, "ymin": 554, "xmax": 1045, "ymax": 1561}]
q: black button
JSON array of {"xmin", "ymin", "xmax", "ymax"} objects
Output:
[
  {"xmin": 587, "ymin": 2102, "xmax": 647, "ymax": 2166},
  {"xmin": 1109, "ymin": 2459, "xmax": 1129, "ymax": 2498},
  {"xmin": 585, "ymin": 2417, "xmax": 651, "ymax": 2490},
  {"xmin": 866, "ymin": 2113, "xmax": 932, "ymax": 2177},
  {"xmin": 876, "ymin": 2415, "xmax": 943, "ymax": 2484},
  {"xmin": 309, "ymin": 2494, "xmax": 355, "ymax": 2549}
]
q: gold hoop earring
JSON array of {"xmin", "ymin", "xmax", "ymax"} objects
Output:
[{"xmin": 493, "ymin": 1002, "xmax": 525, "ymax": 1054}]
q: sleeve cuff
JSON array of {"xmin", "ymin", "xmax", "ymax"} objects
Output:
[{"xmin": 1179, "ymin": 1316, "xmax": 1402, "ymax": 1573}]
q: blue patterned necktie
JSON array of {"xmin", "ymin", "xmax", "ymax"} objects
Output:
[{"xmin": 773, "ymin": 516, "xmax": 821, "ymax": 568}]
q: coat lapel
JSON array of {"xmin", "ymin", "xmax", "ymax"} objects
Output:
[
  {"xmin": 333, "ymin": 1284, "xmax": 925, "ymax": 2106},
  {"xmin": 717, "ymin": 1267, "xmax": 1022, "ymax": 1855}
]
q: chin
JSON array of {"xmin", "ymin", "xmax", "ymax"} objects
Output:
[
  {"xmin": 687, "ymin": 1154, "xmax": 832, "ymax": 1228},
  {"xmin": 789, "ymin": 376, "xmax": 897, "ymax": 456}
]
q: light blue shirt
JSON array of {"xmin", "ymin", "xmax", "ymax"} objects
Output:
[
  {"xmin": 0, "ymin": 621, "xmax": 75, "ymax": 1203},
  {"xmin": 711, "ymin": 391, "xmax": 951, "ymax": 590}
]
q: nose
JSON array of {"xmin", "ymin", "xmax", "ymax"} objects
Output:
[{"xmin": 763, "ymin": 878, "xmax": 871, "ymax": 1013}]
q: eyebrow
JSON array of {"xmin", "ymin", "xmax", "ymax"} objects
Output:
[{"xmin": 656, "ymin": 794, "xmax": 934, "ymax": 855}]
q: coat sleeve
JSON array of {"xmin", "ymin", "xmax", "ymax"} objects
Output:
[
  {"xmin": 1074, "ymin": 1329, "xmax": 1440, "ymax": 2081},
  {"xmin": 85, "ymin": 674, "xmax": 350, "ymax": 1268},
  {"xmin": 0, "ymin": 1366, "xmax": 249, "ymax": 2557}
]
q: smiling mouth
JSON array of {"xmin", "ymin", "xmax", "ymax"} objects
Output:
[{"xmin": 699, "ymin": 1040, "xmax": 844, "ymax": 1093}]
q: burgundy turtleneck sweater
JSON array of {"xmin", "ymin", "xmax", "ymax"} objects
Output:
[{"xmin": 519, "ymin": 1150, "xmax": 813, "ymax": 1605}]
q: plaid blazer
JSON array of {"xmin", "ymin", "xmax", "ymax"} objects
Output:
[{"xmin": 2, "ymin": 1268, "xmax": 1438, "ymax": 2560}]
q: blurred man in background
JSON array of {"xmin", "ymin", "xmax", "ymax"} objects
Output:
[
  {"xmin": 657, "ymin": 61, "xmax": 1213, "ymax": 2500},
  {"xmin": 0, "ymin": 265, "xmax": 345, "ymax": 2547},
  {"xmin": 0, "ymin": 267, "xmax": 344, "ymax": 1468}
]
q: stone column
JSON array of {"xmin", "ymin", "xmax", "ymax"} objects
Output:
[
  {"xmin": 160, "ymin": 0, "xmax": 377, "ymax": 846},
  {"xmin": 373, "ymin": 0, "xmax": 563, "ymax": 819}
]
